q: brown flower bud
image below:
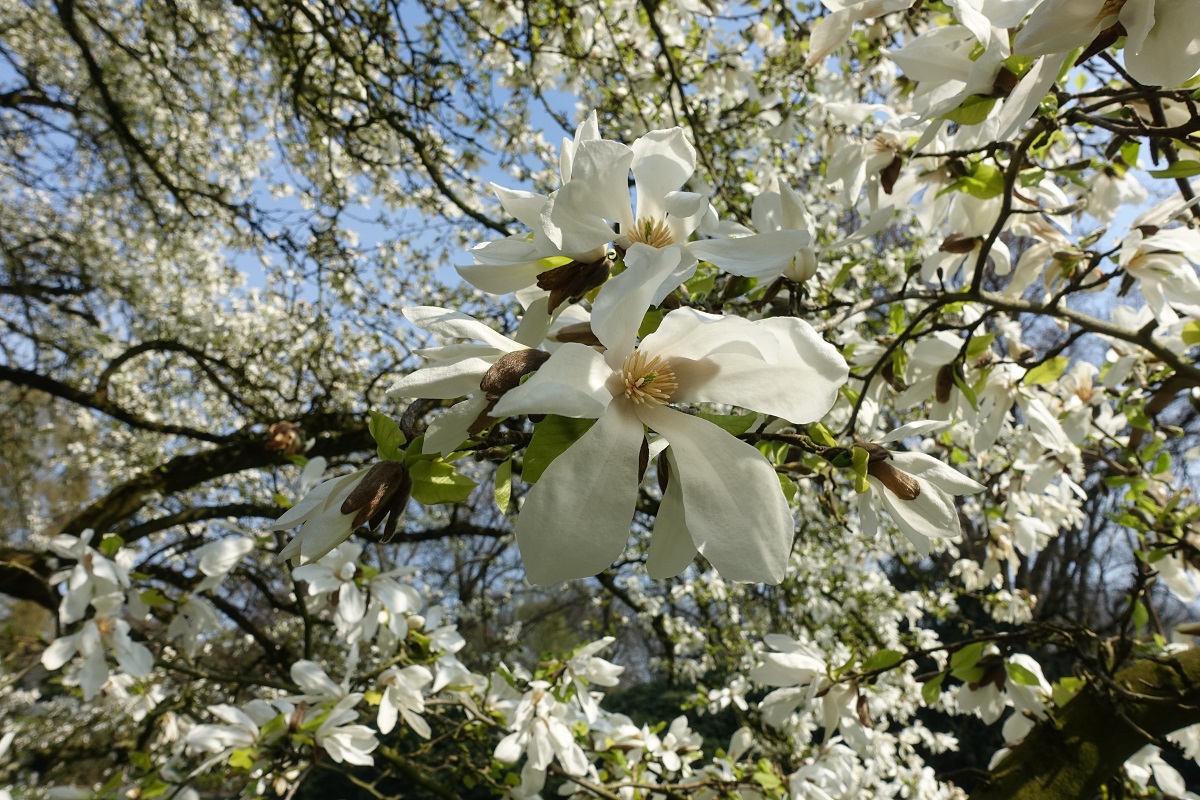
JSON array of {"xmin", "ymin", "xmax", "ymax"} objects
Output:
[
  {"xmin": 880, "ymin": 155, "xmax": 903, "ymax": 195},
  {"xmin": 657, "ymin": 452, "xmax": 671, "ymax": 495},
  {"xmin": 341, "ymin": 461, "xmax": 411, "ymax": 529},
  {"xmin": 552, "ymin": 322, "xmax": 603, "ymax": 348},
  {"xmin": 638, "ymin": 436, "xmax": 650, "ymax": 483},
  {"xmin": 866, "ymin": 457, "xmax": 921, "ymax": 501},
  {"xmin": 935, "ymin": 363, "xmax": 956, "ymax": 404},
  {"xmin": 939, "ymin": 234, "xmax": 981, "ymax": 254},
  {"xmin": 480, "ymin": 349, "xmax": 551, "ymax": 399},
  {"xmin": 537, "ymin": 257, "xmax": 611, "ymax": 313},
  {"xmin": 265, "ymin": 421, "xmax": 303, "ymax": 455}
]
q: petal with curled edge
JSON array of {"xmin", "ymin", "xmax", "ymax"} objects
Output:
[
  {"xmin": 513, "ymin": 401, "xmax": 644, "ymax": 584},
  {"xmin": 639, "ymin": 405, "xmax": 792, "ymax": 584},
  {"xmin": 458, "ymin": 244, "xmax": 545, "ymax": 294},
  {"xmin": 491, "ymin": 343, "xmax": 612, "ymax": 419},
  {"xmin": 869, "ymin": 475, "xmax": 955, "ymax": 555},
  {"xmin": 402, "ymin": 307, "xmax": 525, "ymax": 353},
  {"xmin": 890, "ymin": 452, "xmax": 985, "ymax": 494},
  {"xmin": 646, "ymin": 450, "xmax": 698, "ymax": 579},
  {"xmin": 688, "ymin": 229, "xmax": 811, "ymax": 280},
  {"xmin": 491, "ymin": 184, "xmax": 547, "ymax": 230}
]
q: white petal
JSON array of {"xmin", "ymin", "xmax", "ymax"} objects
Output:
[
  {"xmin": 646, "ymin": 451, "xmax": 699, "ymax": 578},
  {"xmin": 688, "ymin": 230, "xmax": 811, "ymax": 279},
  {"xmin": 377, "ymin": 695, "xmax": 398, "ymax": 734},
  {"xmin": 425, "ymin": 395, "xmax": 490, "ymax": 455},
  {"xmin": 196, "ymin": 537, "xmax": 255, "ymax": 579},
  {"xmin": 878, "ymin": 420, "xmax": 949, "ymax": 444},
  {"xmin": 592, "ymin": 244, "xmax": 689, "ymax": 365},
  {"xmin": 640, "ymin": 406, "xmax": 792, "ymax": 583},
  {"xmin": 890, "ymin": 453, "xmax": 985, "ymax": 494},
  {"xmin": 492, "ymin": 184, "xmax": 548, "ymax": 230},
  {"xmin": 291, "ymin": 660, "xmax": 343, "ymax": 699},
  {"xmin": 491, "ymin": 343, "xmax": 613, "ymax": 419},
  {"xmin": 631, "ymin": 129, "xmax": 696, "ymax": 221},
  {"xmin": 41, "ymin": 632, "xmax": 82, "ymax": 670},
  {"xmin": 513, "ymin": 402, "xmax": 644, "ymax": 584},
  {"xmin": 1121, "ymin": 0, "xmax": 1200, "ymax": 87},
  {"xmin": 458, "ymin": 247, "xmax": 544, "ymax": 293},
  {"xmin": 870, "ymin": 475, "xmax": 957, "ymax": 553},
  {"xmin": 403, "ymin": 307, "xmax": 524, "ymax": 353},
  {"xmin": 388, "ymin": 355, "xmax": 498, "ymax": 400},
  {"xmin": 269, "ymin": 471, "xmax": 365, "ymax": 531}
]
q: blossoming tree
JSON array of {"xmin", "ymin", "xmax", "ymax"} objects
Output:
[{"xmin": 2, "ymin": 0, "xmax": 1200, "ymax": 798}]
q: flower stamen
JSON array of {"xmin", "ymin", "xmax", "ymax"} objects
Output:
[
  {"xmin": 625, "ymin": 217, "xmax": 675, "ymax": 249},
  {"xmin": 622, "ymin": 350, "xmax": 678, "ymax": 405}
]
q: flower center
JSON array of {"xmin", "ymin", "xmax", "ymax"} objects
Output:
[
  {"xmin": 621, "ymin": 350, "xmax": 678, "ymax": 405},
  {"xmin": 625, "ymin": 216, "xmax": 674, "ymax": 249}
]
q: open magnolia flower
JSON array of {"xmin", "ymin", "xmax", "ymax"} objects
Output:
[
  {"xmin": 857, "ymin": 422, "xmax": 986, "ymax": 555},
  {"xmin": 491, "ymin": 258, "xmax": 848, "ymax": 584}
]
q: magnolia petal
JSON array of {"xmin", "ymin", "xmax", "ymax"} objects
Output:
[
  {"xmin": 643, "ymin": 308, "xmax": 769, "ymax": 363},
  {"xmin": 592, "ymin": 244, "xmax": 688, "ymax": 365},
  {"xmin": 457, "ymin": 251, "xmax": 544, "ymax": 294},
  {"xmin": 646, "ymin": 451, "xmax": 699, "ymax": 578},
  {"xmin": 1013, "ymin": 0, "xmax": 1108, "ymax": 56},
  {"xmin": 403, "ymin": 307, "xmax": 524, "ymax": 353},
  {"xmin": 41, "ymin": 632, "xmax": 81, "ymax": 670},
  {"xmin": 631, "ymin": 128, "xmax": 696, "ymax": 222},
  {"xmin": 870, "ymin": 475, "xmax": 957, "ymax": 554},
  {"xmin": 890, "ymin": 452, "xmax": 985, "ymax": 494},
  {"xmin": 388, "ymin": 355, "xmax": 499, "ymax": 400},
  {"xmin": 491, "ymin": 343, "xmax": 612, "ymax": 419},
  {"xmin": 492, "ymin": 184, "xmax": 547, "ymax": 230},
  {"xmin": 1121, "ymin": 0, "xmax": 1200, "ymax": 87},
  {"xmin": 688, "ymin": 229, "xmax": 812, "ymax": 279},
  {"xmin": 425, "ymin": 395, "xmax": 491, "ymax": 455},
  {"xmin": 807, "ymin": 8, "xmax": 856, "ymax": 64},
  {"xmin": 541, "ymin": 181, "xmax": 625, "ymax": 256},
  {"xmin": 513, "ymin": 402, "xmax": 644, "ymax": 584},
  {"xmin": 377, "ymin": 696, "xmax": 398, "ymax": 734},
  {"xmin": 269, "ymin": 471, "xmax": 366, "ymax": 531},
  {"xmin": 514, "ymin": 295, "xmax": 554, "ymax": 348},
  {"xmin": 879, "ymin": 420, "xmax": 949, "ymax": 444},
  {"xmin": 640, "ymin": 405, "xmax": 792, "ymax": 583}
]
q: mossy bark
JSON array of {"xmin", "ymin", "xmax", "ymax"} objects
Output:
[{"xmin": 972, "ymin": 648, "xmax": 1200, "ymax": 800}]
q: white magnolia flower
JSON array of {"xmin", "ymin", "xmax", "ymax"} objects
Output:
[
  {"xmin": 269, "ymin": 461, "xmax": 411, "ymax": 565},
  {"xmin": 857, "ymin": 423, "xmax": 986, "ymax": 555},
  {"xmin": 540, "ymin": 124, "xmax": 810, "ymax": 307},
  {"xmin": 41, "ymin": 617, "xmax": 154, "ymax": 701},
  {"xmin": 193, "ymin": 536, "xmax": 255, "ymax": 593},
  {"xmin": 389, "ymin": 306, "xmax": 550, "ymax": 455},
  {"xmin": 293, "ymin": 542, "xmax": 369, "ymax": 637},
  {"xmin": 377, "ymin": 665, "xmax": 434, "ymax": 738},
  {"xmin": 565, "ymin": 637, "xmax": 624, "ymax": 721},
  {"xmin": 808, "ymin": 0, "xmax": 919, "ymax": 65},
  {"xmin": 494, "ymin": 681, "xmax": 590, "ymax": 778},
  {"xmin": 316, "ymin": 694, "xmax": 379, "ymax": 766},
  {"xmin": 47, "ymin": 529, "xmax": 130, "ymax": 625},
  {"xmin": 1014, "ymin": 0, "xmax": 1200, "ymax": 87},
  {"xmin": 491, "ymin": 259, "xmax": 848, "ymax": 584}
]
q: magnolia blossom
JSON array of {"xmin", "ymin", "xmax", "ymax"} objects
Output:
[
  {"xmin": 1014, "ymin": 0, "xmax": 1200, "ymax": 87},
  {"xmin": 316, "ymin": 694, "xmax": 379, "ymax": 766},
  {"xmin": 389, "ymin": 305, "xmax": 550, "ymax": 455},
  {"xmin": 377, "ymin": 665, "xmax": 434, "ymax": 738},
  {"xmin": 494, "ymin": 680, "xmax": 590, "ymax": 782},
  {"xmin": 491, "ymin": 259, "xmax": 848, "ymax": 584},
  {"xmin": 41, "ymin": 617, "xmax": 154, "ymax": 701},
  {"xmin": 857, "ymin": 423, "xmax": 986, "ymax": 555}
]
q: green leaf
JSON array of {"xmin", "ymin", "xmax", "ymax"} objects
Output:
[
  {"xmin": 1006, "ymin": 661, "xmax": 1042, "ymax": 686},
  {"xmin": 753, "ymin": 771, "xmax": 782, "ymax": 789},
  {"xmin": 862, "ymin": 648, "xmax": 905, "ymax": 672},
  {"xmin": 950, "ymin": 641, "xmax": 985, "ymax": 680},
  {"xmin": 965, "ymin": 333, "xmax": 995, "ymax": 360},
  {"xmin": 99, "ymin": 534, "xmax": 124, "ymax": 558},
  {"xmin": 851, "ymin": 445, "xmax": 870, "ymax": 494},
  {"xmin": 1052, "ymin": 676, "xmax": 1084, "ymax": 706},
  {"xmin": 952, "ymin": 368, "xmax": 979, "ymax": 411},
  {"xmin": 960, "ymin": 163, "xmax": 1006, "ymax": 199},
  {"xmin": 922, "ymin": 672, "xmax": 946, "ymax": 706},
  {"xmin": 943, "ymin": 94, "xmax": 997, "ymax": 126},
  {"xmin": 698, "ymin": 411, "xmax": 757, "ymax": 436},
  {"xmin": 637, "ymin": 308, "xmax": 664, "ymax": 338},
  {"xmin": 523, "ymin": 416, "xmax": 596, "ymax": 483},
  {"xmin": 1023, "ymin": 356, "xmax": 1069, "ymax": 386},
  {"xmin": 684, "ymin": 269, "xmax": 715, "ymax": 298},
  {"xmin": 809, "ymin": 422, "xmax": 837, "ymax": 447},
  {"xmin": 409, "ymin": 460, "xmax": 476, "ymax": 505},
  {"xmin": 228, "ymin": 748, "xmax": 258, "ymax": 770},
  {"xmin": 494, "ymin": 458, "xmax": 513, "ymax": 514},
  {"xmin": 1183, "ymin": 320, "xmax": 1200, "ymax": 346},
  {"xmin": 369, "ymin": 410, "xmax": 406, "ymax": 461},
  {"xmin": 1131, "ymin": 599, "xmax": 1149, "ymax": 629},
  {"xmin": 888, "ymin": 303, "xmax": 905, "ymax": 335},
  {"xmin": 1148, "ymin": 161, "xmax": 1200, "ymax": 179},
  {"xmin": 139, "ymin": 589, "xmax": 171, "ymax": 608},
  {"xmin": 777, "ymin": 473, "xmax": 797, "ymax": 503},
  {"xmin": 273, "ymin": 491, "xmax": 293, "ymax": 509}
]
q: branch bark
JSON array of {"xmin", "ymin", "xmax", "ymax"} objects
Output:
[{"xmin": 972, "ymin": 648, "xmax": 1200, "ymax": 800}]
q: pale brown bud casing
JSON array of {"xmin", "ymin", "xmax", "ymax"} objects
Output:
[
  {"xmin": 866, "ymin": 455, "xmax": 921, "ymax": 501},
  {"xmin": 341, "ymin": 460, "xmax": 412, "ymax": 540},
  {"xmin": 265, "ymin": 421, "xmax": 304, "ymax": 455}
]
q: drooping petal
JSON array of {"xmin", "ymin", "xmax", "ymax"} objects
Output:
[
  {"xmin": 687, "ymin": 229, "xmax": 812, "ymax": 279},
  {"xmin": 513, "ymin": 402, "xmax": 644, "ymax": 584},
  {"xmin": 269, "ymin": 471, "xmax": 366, "ymax": 531},
  {"xmin": 646, "ymin": 450, "xmax": 699, "ymax": 578},
  {"xmin": 458, "ymin": 245, "xmax": 545, "ymax": 294},
  {"xmin": 890, "ymin": 453, "xmax": 985, "ymax": 494},
  {"xmin": 492, "ymin": 185, "xmax": 548, "ymax": 230},
  {"xmin": 870, "ymin": 475, "xmax": 956, "ymax": 554},
  {"xmin": 491, "ymin": 343, "xmax": 612, "ymax": 419},
  {"xmin": 403, "ymin": 307, "xmax": 525, "ymax": 353},
  {"xmin": 592, "ymin": 244, "xmax": 690, "ymax": 365},
  {"xmin": 640, "ymin": 405, "xmax": 792, "ymax": 583}
]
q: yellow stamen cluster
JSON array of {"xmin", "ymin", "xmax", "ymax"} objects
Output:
[
  {"xmin": 621, "ymin": 350, "xmax": 678, "ymax": 405},
  {"xmin": 626, "ymin": 217, "xmax": 674, "ymax": 249}
]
